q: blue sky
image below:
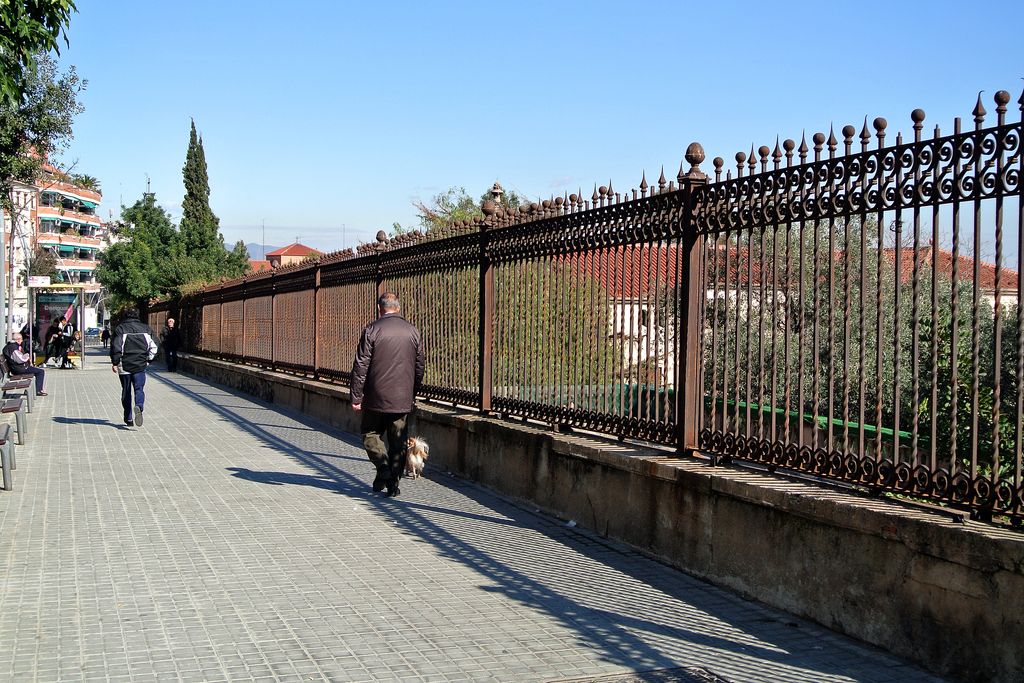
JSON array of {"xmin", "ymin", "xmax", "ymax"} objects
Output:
[{"xmin": 56, "ymin": 0, "xmax": 1023, "ymax": 254}]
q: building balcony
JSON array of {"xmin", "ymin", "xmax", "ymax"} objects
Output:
[
  {"xmin": 52, "ymin": 271, "xmax": 101, "ymax": 290},
  {"xmin": 55, "ymin": 257, "xmax": 97, "ymax": 271},
  {"xmin": 38, "ymin": 205, "xmax": 102, "ymax": 229},
  {"xmin": 38, "ymin": 178, "xmax": 102, "ymax": 205},
  {"xmin": 36, "ymin": 231, "xmax": 102, "ymax": 249}
]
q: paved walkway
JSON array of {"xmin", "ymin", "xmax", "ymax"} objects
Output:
[{"xmin": 0, "ymin": 347, "xmax": 948, "ymax": 683}]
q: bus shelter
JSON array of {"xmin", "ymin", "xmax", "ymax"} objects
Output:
[{"xmin": 26, "ymin": 284, "xmax": 87, "ymax": 370}]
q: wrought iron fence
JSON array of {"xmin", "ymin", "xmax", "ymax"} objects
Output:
[{"xmin": 149, "ymin": 88, "xmax": 1023, "ymax": 523}]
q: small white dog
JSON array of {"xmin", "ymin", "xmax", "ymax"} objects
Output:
[{"xmin": 404, "ymin": 437, "xmax": 429, "ymax": 479}]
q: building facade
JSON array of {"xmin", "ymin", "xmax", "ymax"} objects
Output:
[
  {"xmin": 264, "ymin": 243, "xmax": 323, "ymax": 268},
  {"xmin": 1, "ymin": 161, "xmax": 108, "ymax": 331}
]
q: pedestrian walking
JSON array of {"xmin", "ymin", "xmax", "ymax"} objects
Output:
[
  {"xmin": 100, "ymin": 324, "xmax": 110, "ymax": 348},
  {"xmin": 161, "ymin": 317, "xmax": 181, "ymax": 372},
  {"xmin": 350, "ymin": 292, "xmax": 424, "ymax": 497},
  {"xmin": 3, "ymin": 332, "xmax": 47, "ymax": 396},
  {"xmin": 110, "ymin": 307, "xmax": 158, "ymax": 427}
]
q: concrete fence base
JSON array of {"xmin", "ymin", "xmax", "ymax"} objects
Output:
[{"xmin": 179, "ymin": 354, "xmax": 1024, "ymax": 683}]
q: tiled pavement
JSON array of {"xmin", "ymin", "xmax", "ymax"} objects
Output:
[{"xmin": 0, "ymin": 347, "xmax": 949, "ymax": 682}]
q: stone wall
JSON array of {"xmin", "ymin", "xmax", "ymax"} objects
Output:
[{"xmin": 179, "ymin": 354, "xmax": 1024, "ymax": 683}]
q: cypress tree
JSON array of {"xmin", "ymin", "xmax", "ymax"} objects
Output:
[{"xmin": 179, "ymin": 119, "xmax": 229, "ymax": 276}]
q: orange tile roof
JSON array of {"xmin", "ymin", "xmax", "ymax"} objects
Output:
[
  {"xmin": 573, "ymin": 246, "xmax": 682, "ymax": 298},
  {"xmin": 884, "ymin": 247, "xmax": 1019, "ymax": 292},
  {"xmin": 572, "ymin": 244, "xmax": 1020, "ymax": 297},
  {"xmin": 265, "ymin": 242, "xmax": 323, "ymax": 257},
  {"xmin": 249, "ymin": 260, "xmax": 272, "ymax": 272}
]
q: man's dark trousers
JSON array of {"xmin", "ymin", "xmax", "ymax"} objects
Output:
[
  {"xmin": 361, "ymin": 410, "xmax": 408, "ymax": 482},
  {"xmin": 120, "ymin": 371, "xmax": 146, "ymax": 423},
  {"xmin": 166, "ymin": 349, "xmax": 178, "ymax": 372},
  {"xmin": 20, "ymin": 366, "xmax": 45, "ymax": 393}
]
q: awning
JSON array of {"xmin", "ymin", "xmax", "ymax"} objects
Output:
[{"xmin": 80, "ymin": 200, "xmax": 97, "ymax": 209}]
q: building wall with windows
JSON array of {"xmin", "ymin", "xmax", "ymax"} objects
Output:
[{"xmin": 0, "ymin": 162, "xmax": 106, "ymax": 331}]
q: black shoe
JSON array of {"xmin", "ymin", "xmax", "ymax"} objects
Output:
[
  {"xmin": 125, "ymin": 419, "xmax": 134, "ymax": 427},
  {"xmin": 134, "ymin": 405, "xmax": 144, "ymax": 427},
  {"xmin": 372, "ymin": 471, "xmax": 387, "ymax": 492},
  {"xmin": 386, "ymin": 480, "xmax": 401, "ymax": 497}
]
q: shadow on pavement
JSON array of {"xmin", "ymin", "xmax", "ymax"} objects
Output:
[
  {"xmin": 152, "ymin": 369, "xmax": 922, "ymax": 682},
  {"xmin": 52, "ymin": 416, "xmax": 123, "ymax": 428},
  {"xmin": 227, "ymin": 467, "xmax": 351, "ymax": 491}
]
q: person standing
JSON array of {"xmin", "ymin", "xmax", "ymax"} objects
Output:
[
  {"xmin": 100, "ymin": 324, "xmax": 110, "ymax": 348},
  {"xmin": 110, "ymin": 307, "xmax": 158, "ymax": 427},
  {"xmin": 19, "ymin": 322, "xmax": 32, "ymax": 354},
  {"xmin": 350, "ymin": 292, "xmax": 424, "ymax": 497},
  {"xmin": 44, "ymin": 316, "xmax": 64, "ymax": 367},
  {"xmin": 160, "ymin": 317, "xmax": 181, "ymax": 372},
  {"xmin": 3, "ymin": 333, "xmax": 47, "ymax": 396}
]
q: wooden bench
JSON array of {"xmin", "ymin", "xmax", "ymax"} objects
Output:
[
  {"xmin": 1, "ymin": 397, "xmax": 27, "ymax": 445},
  {"xmin": 0, "ymin": 354, "xmax": 38, "ymax": 389},
  {"xmin": 0, "ymin": 423, "xmax": 15, "ymax": 491},
  {"xmin": 0, "ymin": 355, "xmax": 35, "ymax": 413}
]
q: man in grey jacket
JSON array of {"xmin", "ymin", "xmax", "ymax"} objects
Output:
[{"xmin": 350, "ymin": 292, "xmax": 424, "ymax": 497}]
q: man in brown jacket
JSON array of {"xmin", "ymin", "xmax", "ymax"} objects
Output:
[{"xmin": 350, "ymin": 292, "xmax": 424, "ymax": 497}]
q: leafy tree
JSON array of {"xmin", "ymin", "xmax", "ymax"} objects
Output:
[
  {"xmin": 178, "ymin": 119, "xmax": 246, "ymax": 280},
  {"xmin": 704, "ymin": 216, "xmax": 1018, "ymax": 486},
  {"xmin": 28, "ymin": 245, "xmax": 57, "ymax": 277},
  {"xmin": 69, "ymin": 172, "xmax": 99, "ymax": 190},
  {"xmin": 479, "ymin": 185, "xmax": 525, "ymax": 212},
  {"xmin": 0, "ymin": 0, "xmax": 76, "ymax": 105},
  {"xmin": 98, "ymin": 123, "xmax": 255, "ymax": 308},
  {"xmin": 397, "ymin": 183, "xmax": 617, "ymax": 417},
  {"xmin": 180, "ymin": 121, "xmax": 216, "ymax": 255},
  {"xmin": 95, "ymin": 237, "xmax": 160, "ymax": 308},
  {"xmin": 18, "ymin": 245, "xmax": 58, "ymax": 286},
  {"xmin": 411, "ymin": 186, "xmax": 479, "ymax": 233},
  {"xmin": 96, "ymin": 193, "xmax": 177, "ymax": 307},
  {"xmin": 0, "ymin": 52, "xmax": 84, "ymax": 211},
  {"xmin": 228, "ymin": 239, "xmax": 249, "ymax": 271},
  {"xmin": 409, "ymin": 184, "xmax": 528, "ymax": 234},
  {"xmin": 492, "ymin": 257, "xmax": 621, "ymax": 412}
]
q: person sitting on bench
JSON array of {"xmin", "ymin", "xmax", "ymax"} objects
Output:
[
  {"xmin": 58, "ymin": 330, "xmax": 81, "ymax": 369},
  {"xmin": 3, "ymin": 333, "xmax": 47, "ymax": 396}
]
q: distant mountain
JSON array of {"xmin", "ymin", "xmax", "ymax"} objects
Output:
[{"xmin": 245, "ymin": 243, "xmax": 280, "ymax": 260}]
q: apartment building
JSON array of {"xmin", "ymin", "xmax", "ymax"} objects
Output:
[{"xmin": 1, "ymin": 160, "xmax": 108, "ymax": 330}]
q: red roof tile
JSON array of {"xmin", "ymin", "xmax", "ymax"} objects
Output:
[
  {"xmin": 570, "ymin": 244, "xmax": 1019, "ymax": 298},
  {"xmin": 572, "ymin": 246, "xmax": 682, "ymax": 298},
  {"xmin": 265, "ymin": 242, "xmax": 323, "ymax": 257},
  {"xmin": 884, "ymin": 247, "xmax": 1019, "ymax": 292}
]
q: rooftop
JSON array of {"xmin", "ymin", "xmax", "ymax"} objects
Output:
[{"xmin": 265, "ymin": 242, "xmax": 323, "ymax": 258}]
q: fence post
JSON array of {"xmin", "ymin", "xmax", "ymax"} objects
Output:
[
  {"xmin": 240, "ymin": 280, "xmax": 247, "ymax": 361},
  {"xmin": 313, "ymin": 265, "xmax": 320, "ymax": 378},
  {"xmin": 217, "ymin": 284, "xmax": 224, "ymax": 358},
  {"xmin": 189, "ymin": 296, "xmax": 197, "ymax": 354},
  {"xmin": 479, "ymin": 201, "xmax": 496, "ymax": 412},
  {"xmin": 676, "ymin": 142, "xmax": 708, "ymax": 456},
  {"xmin": 375, "ymin": 230, "xmax": 387, "ymax": 299},
  {"xmin": 270, "ymin": 273, "xmax": 276, "ymax": 371}
]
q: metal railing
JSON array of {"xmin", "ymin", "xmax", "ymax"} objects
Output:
[{"xmin": 150, "ymin": 89, "xmax": 1023, "ymax": 523}]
